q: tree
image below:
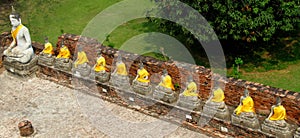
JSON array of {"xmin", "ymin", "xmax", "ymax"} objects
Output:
[{"xmin": 151, "ymin": 0, "xmax": 300, "ymax": 43}]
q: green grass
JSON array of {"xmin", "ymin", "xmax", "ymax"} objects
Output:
[
  {"xmin": 1, "ymin": 0, "xmax": 300, "ymax": 92},
  {"xmin": 103, "ymin": 18, "xmax": 161, "ymax": 48},
  {"xmin": 1, "ymin": 0, "xmax": 122, "ymax": 43},
  {"xmin": 240, "ymin": 61, "xmax": 300, "ymax": 92}
]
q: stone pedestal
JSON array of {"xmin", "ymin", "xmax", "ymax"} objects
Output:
[
  {"xmin": 95, "ymin": 71, "xmax": 110, "ymax": 83},
  {"xmin": 18, "ymin": 120, "xmax": 34, "ymax": 137},
  {"xmin": 177, "ymin": 95, "xmax": 201, "ymax": 110},
  {"xmin": 231, "ymin": 113, "xmax": 260, "ymax": 130},
  {"xmin": 54, "ymin": 58, "xmax": 72, "ymax": 72},
  {"xmin": 203, "ymin": 101, "xmax": 230, "ymax": 120},
  {"xmin": 3, "ymin": 56, "xmax": 38, "ymax": 76},
  {"xmin": 132, "ymin": 80, "xmax": 152, "ymax": 95},
  {"xmin": 294, "ymin": 127, "xmax": 300, "ymax": 138},
  {"xmin": 38, "ymin": 54, "xmax": 55, "ymax": 66},
  {"xmin": 110, "ymin": 74, "xmax": 130, "ymax": 89},
  {"xmin": 261, "ymin": 120, "xmax": 292, "ymax": 138},
  {"xmin": 153, "ymin": 85, "xmax": 177, "ymax": 103},
  {"xmin": 72, "ymin": 64, "xmax": 91, "ymax": 77}
]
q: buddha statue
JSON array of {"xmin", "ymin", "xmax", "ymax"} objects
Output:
[
  {"xmin": 231, "ymin": 88, "xmax": 260, "ymax": 129},
  {"xmin": 54, "ymin": 40, "xmax": 72, "ymax": 72},
  {"xmin": 2, "ymin": 6, "xmax": 38, "ymax": 76},
  {"xmin": 93, "ymin": 53, "xmax": 110, "ymax": 83},
  {"xmin": 110, "ymin": 55, "xmax": 130, "ymax": 88},
  {"xmin": 72, "ymin": 46, "xmax": 91, "ymax": 77},
  {"xmin": 153, "ymin": 69, "xmax": 177, "ymax": 103},
  {"xmin": 38, "ymin": 37, "xmax": 55, "ymax": 66},
  {"xmin": 3, "ymin": 6, "xmax": 34, "ymax": 64},
  {"xmin": 132, "ymin": 62, "xmax": 152, "ymax": 95},
  {"xmin": 177, "ymin": 75, "xmax": 201, "ymax": 110},
  {"xmin": 202, "ymin": 82, "xmax": 229, "ymax": 120},
  {"xmin": 262, "ymin": 97, "xmax": 292, "ymax": 138}
]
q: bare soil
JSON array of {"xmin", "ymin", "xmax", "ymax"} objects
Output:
[{"xmin": 0, "ymin": 71, "xmax": 209, "ymax": 138}]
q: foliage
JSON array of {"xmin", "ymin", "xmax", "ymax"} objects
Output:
[
  {"xmin": 230, "ymin": 57, "xmax": 243, "ymax": 78},
  {"xmin": 151, "ymin": 0, "xmax": 300, "ymax": 43},
  {"xmin": 105, "ymin": 34, "xmax": 115, "ymax": 48}
]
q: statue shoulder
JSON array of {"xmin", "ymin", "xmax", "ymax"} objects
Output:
[{"xmin": 20, "ymin": 26, "xmax": 30, "ymax": 34}]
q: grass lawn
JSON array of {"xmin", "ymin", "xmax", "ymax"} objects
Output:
[
  {"xmin": 0, "ymin": 0, "xmax": 299, "ymax": 92},
  {"xmin": 1, "ymin": 0, "xmax": 122, "ymax": 43},
  {"xmin": 241, "ymin": 61, "xmax": 300, "ymax": 92}
]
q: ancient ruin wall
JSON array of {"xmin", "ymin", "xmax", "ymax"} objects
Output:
[
  {"xmin": 53, "ymin": 34, "xmax": 300, "ymax": 125},
  {"xmin": 1, "ymin": 32, "xmax": 299, "ymax": 128}
]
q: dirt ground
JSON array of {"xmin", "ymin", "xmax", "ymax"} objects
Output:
[{"xmin": 0, "ymin": 71, "xmax": 210, "ymax": 138}]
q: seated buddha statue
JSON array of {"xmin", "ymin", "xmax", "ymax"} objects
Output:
[
  {"xmin": 132, "ymin": 62, "xmax": 151, "ymax": 95},
  {"xmin": 262, "ymin": 97, "xmax": 292, "ymax": 137},
  {"xmin": 41, "ymin": 37, "xmax": 54, "ymax": 57},
  {"xmin": 3, "ymin": 7, "xmax": 34, "ymax": 64},
  {"xmin": 72, "ymin": 47, "xmax": 91, "ymax": 77},
  {"xmin": 38, "ymin": 37, "xmax": 55, "ymax": 66},
  {"xmin": 56, "ymin": 41, "xmax": 71, "ymax": 62},
  {"xmin": 178, "ymin": 75, "xmax": 201, "ymax": 110},
  {"xmin": 202, "ymin": 81, "xmax": 229, "ymax": 120},
  {"xmin": 207, "ymin": 88, "xmax": 226, "ymax": 108},
  {"xmin": 93, "ymin": 54, "xmax": 110, "ymax": 83},
  {"xmin": 2, "ymin": 7, "xmax": 38, "ymax": 76},
  {"xmin": 110, "ymin": 55, "xmax": 129, "ymax": 88},
  {"xmin": 54, "ymin": 40, "xmax": 72, "ymax": 71},
  {"xmin": 153, "ymin": 69, "xmax": 177, "ymax": 103},
  {"xmin": 231, "ymin": 88, "xmax": 259, "ymax": 129},
  {"xmin": 234, "ymin": 89, "xmax": 255, "ymax": 117}
]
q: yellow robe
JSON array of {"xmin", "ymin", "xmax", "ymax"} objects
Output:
[
  {"xmin": 269, "ymin": 105, "xmax": 287, "ymax": 121},
  {"xmin": 42, "ymin": 42, "xmax": 54, "ymax": 55},
  {"xmin": 211, "ymin": 88, "xmax": 225, "ymax": 103},
  {"xmin": 11, "ymin": 24, "xmax": 23, "ymax": 42},
  {"xmin": 182, "ymin": 82, "xmax": 198, "ymax": 97},
  {"xmin": 235, "ymin": 96, "xmax": 255, "ymax": 115},
  {"xmin": 74, "ymin": 51, "xmax": 89, "ymax": 68},
  {"xmin": 116, "ymin": 62, "xmax": 127, "ymax": 76},
  {"xmin": 137, "ymin": 68, "xmax": 150, "ymax": 83},
  {"xmin": 94, "ymin": 57, "xmax": 107, "ymax": 72},
  {"xmin": 159, "ymin": 75, "xmax": 175, "ymax": 90},
  {"xmin": 56, "ymin": 46, "xmax": 71, "ymax": 59}
]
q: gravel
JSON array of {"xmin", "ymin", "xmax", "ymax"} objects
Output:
[{"xmin": 0, "ymin": 71, "xmax": 210, "ymax": 138}]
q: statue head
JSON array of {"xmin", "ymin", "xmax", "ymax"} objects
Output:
[
  {"xmin": 162, "ymin": 69, "xmax": 168, "ymax": 75},
  {"xmin": 77, "ymin": 45, "xmax": 83, "ymax": 52},
  {"xmin": 275, "ymin": 97, "xmax": 282, "ymax": 106},
  {"xmin": 139, "ymin": 62, "xmax": 144, "ymax": 69},
  {"xmin": 9, "ymin": 6, "xmax": 21, "ymax": 27},
  {"xmin": 188, "ymin": 75, "xmax": 194, "ymax": 82},
  {"xmin": 117, "ymin": 54, "xmax": 122, "ymax": 62},
  {"xmin": 243, "ymin": 88, "xmax": 249, "ymax": 97},
  {"xmin": 97, "ymin": 49, "xmax": 102, "ymax": 57},
  {"xmin": 61, "ymin": 40, "xmax": 65, "ymax": 48},
  {"xmin": 44, "ymin": 37, "xmax": 49, "ymax": 43}
]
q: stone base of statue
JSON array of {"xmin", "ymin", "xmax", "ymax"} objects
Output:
[
  {"xmin": 153, "ymin": 85, "xmax": 177, "ymax": 103},
  {"xmin": 95, "ymin": 71, "xmax": 110, "ymax": 83},
  {"xmin": 132, "ymin": 80, "xmax": 152, "ymax": 95},
  {"xmin": 110, "ymin": 74, "xmax": 130, "ymax": 89},
  {"xmin": 261, "ymin": 120, "xmax": 292, "ymax": 138},
  {"xmin": 3, "ymin": 56, "xmax": 38, "ymax": 76},
  {"xmin": 203, "ymin": 101, "xmax": 230, "ymax": 120},
  {"xmin": 38, "ymin": 54, "xmax": 55, "ymax": 66},
  {"xmin": 72, "ymin": 64, "xmax": 91, "ymax": 77},
  {"xmin": 54, "ymin": 58, "xmax": 72, "ymax": 72},
  {"xmin": 177, "ymin": 95, "xmax": 201, "ymax": 110},
  {"xmin": 294, "ymin": 128, "xmax": 300, "ymax": 138},
  {"xmin": 231, "ymin": 112, "xmax": 260, "ymax": 130}
]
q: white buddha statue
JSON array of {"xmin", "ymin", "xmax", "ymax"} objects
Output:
[{"xmin": 3, "ymin": 6, "xmax": 34, "ymax": 64}]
